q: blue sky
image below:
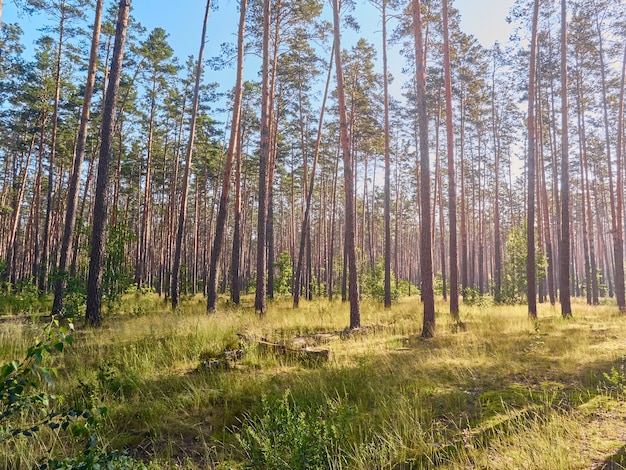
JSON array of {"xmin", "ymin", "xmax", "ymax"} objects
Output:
[
  {"xmin": 4, "ymin": 0, "xmax": 515, "ymax": 60},
  {"xmin": 3, "ymin": 0, "xmax": 516, "ymax": 115}
]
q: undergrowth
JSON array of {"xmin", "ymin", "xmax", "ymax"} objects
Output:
[{"xmin": 0, "ymin": 293, "xmax": 625, "ymax": 468}]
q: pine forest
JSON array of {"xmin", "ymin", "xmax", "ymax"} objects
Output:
[{"xmin": 1, "ymin": 0, "xmax": 626, "ymax": 468}]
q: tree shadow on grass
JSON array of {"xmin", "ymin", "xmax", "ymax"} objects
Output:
[
  {"xmin": 596, "ymin": 445, "xmax": 626, "ymax": 469},
  {"xmin": 78, "ymin": 320, "xmax": 626, "ymax": 468}
]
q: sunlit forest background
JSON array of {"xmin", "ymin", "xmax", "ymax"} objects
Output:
[{"xmin": 1, "ymin": 0, "xmax": 626, "ymax": 467}]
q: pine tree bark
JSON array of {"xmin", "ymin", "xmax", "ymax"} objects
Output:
[
  {"xmin": 85, "ymin": 0, "xmax": 130, "ymax": 327},
  {"xmin": 40, "ymin": 2, "xmax": 67, "ymax": 293},
  {"xmin": 381, "ymin": 0, "xmax": 393, "ymax": 308},
  {"xmin": 254, "ymin": 0, "xmax": 272, "ymax": 315},
  {"xmin": 412, "ymin": 0, "xmax": 435, "ymax": 337},
  {"xmin": 442, "ymin": 0, "xmax": 459, "ymax": 319},
  {"xmin": 52, "ymin": 0, "xmax": 103, "ymax": 315},
  {"xmin": 559, "ymin": 0, "xmax": 572, "ymax": 318},
  {"xmin": 171, "ymin": 0, "xmax": 210, "ymax": 308},
  {"xmin": 615, "ymin": 40, "xmax": 626, "ymax": 312},
  {"xmin": 230, "ymin": 128, "xmax": 243, "ymax": 304},
  {"xmin": 460, "ymin": 88, "xmax": 468, "ymax": 296},
  {"xmin": 526, "ymin": 0, "xmax": 539, "ymax": 320},
  {"xmin": 293, "ymin": 47, "xmax": 333, "ymax": 308},
  {"xmin": 207, "ymin": 0, "xmax": 247, "ymax": 312},
  {"xmin": 332, "ymin": 0, "xmax": 360, "ymax": 329},
  {"xmin": 4, "ymin": 134, "xmax": 36, "ymax": 285}
]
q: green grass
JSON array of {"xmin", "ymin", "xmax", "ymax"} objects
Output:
[{"xmin": 2, "ymin": 293, "xmax": 626, "ymax": 468}]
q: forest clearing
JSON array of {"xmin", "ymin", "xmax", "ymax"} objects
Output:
[
  {"xmin": 2, "ymin": 294, "xmax": 626, "ymax": 468},
  {"xmin": 2, "ymin": 0, "xmax": 626, "ymax": 467}
]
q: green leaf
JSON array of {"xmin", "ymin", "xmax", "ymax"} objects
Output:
[
  {"xmin": 1, "ymin": 361, "xmax": 18, "ymax": 378},
  {"xmin": 54, "ymin": 342, "xmax": 64, "ymax": 352}
]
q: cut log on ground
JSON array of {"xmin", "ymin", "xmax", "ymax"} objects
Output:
[{"xmin": 257, "ymin": 340, "xmax": 332, "ymax": 365}]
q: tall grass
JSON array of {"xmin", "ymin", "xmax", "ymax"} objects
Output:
[{"xmin": 1, "ymin": 293, "xmax": 626, "ymax": 468}]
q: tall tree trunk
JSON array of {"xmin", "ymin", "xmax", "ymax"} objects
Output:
[
  {"xmin": 536, "ymin": 69, "xmax": 556, "ymax": 306},
  {"xmin": 136, "ymin": 97, "xmax": 157, "ymax": 290},
  {"xmin": 460, "ymin": 88, "xmax": 468, "ymax": 296},
  {"xmin": 381, "ymin": 0, "xmax": 392, "ymax": 308},
  {"xmin": 328, "ymin": 148, "xmax": 340, "ymax": 300},
  {"xmin": 254, "ymin": 0, "xmax": 272, "ymax": 315},
  {"xmin": 577, "ymin": 86, "xmax": 592, "ymax": 305},
  {"xmin": 4, "ymin": 134, "xmax": 36, "ymax": 285},
  {"xmin": 85, "ymin": 0, "xmax": 130, "ymax": 327},
  {"xmin": 171, "ymin": 0, "xmax": 210, "ymax": 308},
  {"xmin": 559, "ymin": 0, "xmax": 572, "ymax": 318},
  {"xmin": 442, "ymin": 0, "xmax": 459, "ymax": 319},
  {"xmin": 615, "ymin": 40, "xmax": 626, "ymax": 312},
  {"xmin": 40, "ymin": 2, "xmax": 67, "ymax": 293},
  {"xmin": 595, "ymin": 2, "xmax": 624, "ymax": 311},
  {"xmin": 526, "ymin": 0, "xmax": 539, "ymax": 320},
  {"xmin": 412, "ymin": 0, "xmax": 435, "ymax": 338},
  {"xmin": 293, "ymin": 47, "xmax": 333, "ymax": 308},
  {"xmin": 333, "ymin": 0, "xmax": 360, "ymax": 329},
  {"xmin": 230, "ymin": 127, "xmax": 244, "ymax": 304},
  {"xmin": 207, "ymin": 0, "xmax": 247, "ymax": 312},
  {"xmin": 52, "ymin": 0, "xmax": 103, "ymax": 315}
]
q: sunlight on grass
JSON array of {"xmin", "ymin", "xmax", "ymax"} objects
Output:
[{"xmin": 1, "ymin": 293, "xmax": 626, "ymax": 468}]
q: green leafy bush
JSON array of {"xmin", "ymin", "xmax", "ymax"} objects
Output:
[
  {"xmin": 463, "ymin": 287, "xmax": 494, "ymax": 307},
  {"xmin": 0, "ymin": 320, "xmax": 145, "ymax": 468},
  {"xmin": 0, "ymin": 319, "xmax": 74, "ymax": 441},
  {"xmin": 498, "ymin": 225, "xmax": 547, "ymax": 305},
  {"xmin": 274, "ymin": 251, "xmax": 293, "ymax": 297},
  {"xmin": 362, "ymin": 260, "xmax": 400, "ymax": 303},
  {"xmin": 0, "ymin": 278, "xmax": 48, "ymax": 315},
  {"xmin": 235, "ymin": 390, "xmax": 346, "ymax": 469},
  {"xmin": 44, "ymin": 448, "xmax": 148, "ymax": 469}
]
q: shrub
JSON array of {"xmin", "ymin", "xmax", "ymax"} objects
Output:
[
  {"xmin": 362, "ymin": 260, "xmax": 400, "ymax": 303},
  {"xmin": 235, "ymin": 390, "xmax": 346, "ymax": 469},
  {"xmin": 0, "ymin": 319, "xmax": 74, "ymax": 441},
  {"xmin": 0, "ymin": 320, "xmax": 146, "ymax": 468},
  {"xmin": 274, "ymin": 251, "xmax": 293, "ymax": 297}
]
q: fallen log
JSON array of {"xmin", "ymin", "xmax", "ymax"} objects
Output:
[
  {"xmin": 198, "ymin": 348, "xmax": 246, "ymax": 371},
  {"xmin": 257, "ymin": 340, "xmax": 332, "ymax": 365}
]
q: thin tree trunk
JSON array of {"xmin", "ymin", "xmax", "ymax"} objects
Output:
[
  {"xmin": 383, "ymin": 0, "xmax": 392, "ymax": 308},
  {"xmin": 171, "ymin": 0, "xmax": 210, "ymax": 308},
  {"xmin": 460, "ymin": 87, "xmax": 468, "ymax": 295},
  {"xmin": 443, "ymin": 0, "xmax": 459, "ymax": 319},
  {"xmin": 615, "ymin": 40, "xmax": 626, "ymax": 312},
  {"xmin": 577, "ymin": 93, "xmax": 591, "ymax": 305},
  {"xmin": 333, "ymin": 0, "xmax": 360, "ymax": 329},
  {"xmin": 40, "ymin": 3, "xmax": 67, "ymax": 292},
  {"xmin": 4, "ymin": 134, "xmax": 36, "ymax": 284},
  {"xmin": 230, "ymin": 126, "xmax": 244, "ymax": 304},
  {"xmin": 294, "ymin": 46, "xmax": 333, "ymax": 308},
  {"xmin": 254, "ymin": 0, "xmax": 272, "ymax": 315},
  {"xmin": 526, "ymin": 0, "xmax": 540, "ymax": 320},
  {"xmin": 85, "ymin": 0, "xmax": 129, "ymax": 327},
  {"xmin": 559, "ymin": 0, "xmax": 572, "ymax": 318},
  {"xmin": 207, "ymin": 0, "xmax": 246, "ymax": 312},
  {"xmin": 52, "ymin": 0, "xmax": 103, "ymax": 315},
  {"xmin": 537, "ymin": 67, "xmax": 556, "ymax": 306},
  {"xmin": 413, "ymin": 0, "xmax": 435, "ymax": 337},
  {"xmin": 328, "ymin": 148, "xmax": 340, "ymax": 300}
]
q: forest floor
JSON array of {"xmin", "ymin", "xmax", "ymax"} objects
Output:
[{"xmin": 2, "ymin": 293, "xmax": 626, "ymax": 469}]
